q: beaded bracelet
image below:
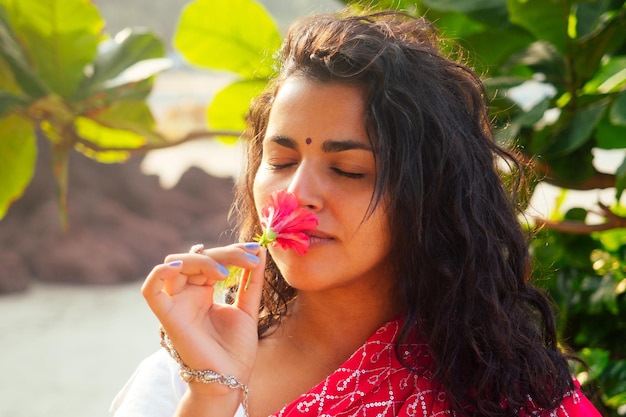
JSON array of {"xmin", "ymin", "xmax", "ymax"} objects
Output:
[{"xmin": 160, "ymin": 327, "xmax": 250, "ymax": 417}]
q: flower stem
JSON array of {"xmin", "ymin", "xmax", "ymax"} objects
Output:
[{"xmin": 244, "ymin": 269, "xmax": 253, "ymax": 291}]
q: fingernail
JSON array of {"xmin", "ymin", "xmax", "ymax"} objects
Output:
[
  {"xmin": 245, "ymin": 253, "xmax": 260, "ymax": 264},
  {"xmin": 244, "ymin": 242, "xmax": 260, "ymax": 250},
  {"xmin": 217, "ymin": 263, "xmax": 229, "ymax": 276},
  {"xmin": 168, "ymin": 260, "xmax": 183, "ymax": 267}
]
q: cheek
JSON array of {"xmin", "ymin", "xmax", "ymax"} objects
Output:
[
  {"xmin": 252, "ymin": 170, "xmax": 278, "ymax": 215},
  {"xmin": 252, "ymin": 176, "xmax": 265, "ymax": 216}
]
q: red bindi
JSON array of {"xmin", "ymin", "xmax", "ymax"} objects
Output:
[{"xmin": 305, "ymin": 137, "xmax": 312, "ymax": 145}]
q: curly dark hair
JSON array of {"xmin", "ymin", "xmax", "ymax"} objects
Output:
[{"xmin": 231, "ymin": 9, "xmax": 575, "ymax": 417}]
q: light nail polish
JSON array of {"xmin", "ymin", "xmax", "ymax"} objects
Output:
[
  {"xmin": 217, "ymin": 263, "xmax": 229, "ymax": 276},
  {"xmin": 246, "ymin": 253, "xmax": 260, "ymax": 263}
]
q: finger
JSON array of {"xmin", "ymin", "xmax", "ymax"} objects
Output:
[
  {"xmin": 202, "ymin": 243, "xmax": 263, "ymax": 270},
  {"xmin": 186, "ymin": 273, "xmax": 219, "ymax": 286},
  {"xmin": 234, "ymin": 247, "xmax": 267, "ymax": 319},
  {"xmin": 194, "ymin": 241, "xmax": 261, "ymax": 256},
  {"xmin": 165, "ymin": 243, "xmax": 261, "ymax": 278},
  {"xmin": 163, "ymin": 271, "xmax": 188, "ymax": 295},
  {"xmin": 141, "ymin": 260, "xmax": 183, "ymax": 315},
  {"xmin": 164, "ymin": 253, "xmax": 231, "ymax": 281}
]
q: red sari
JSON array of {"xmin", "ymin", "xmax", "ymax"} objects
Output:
[{"xmin": 271, "ymin": 319, "xmax": 601, "ymax": 417}]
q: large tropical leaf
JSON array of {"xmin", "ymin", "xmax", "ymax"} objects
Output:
[
  {"xmin": 207, "ymin": 79, "xmax": 267, "ymax": 143},
  {"xmin": 86, "ymin": 100, "xmax": 166, "ymax": 146},
  {"xmin": 546, "ymin": 99, "xmax": 609, "ymax": 156},
  {"xmin": 583, "ymin": 56, "xmax": 626, "ymax": 95},
  {"xmin": 507, "ymin": 0, "xmax": 569, "ymax": 54},
  {"xmin": 174, "ymin": 0, "xmax": 281, "ymax": 79},
  {"xmin": 610, "ymin": 90, "xmax": 626, "ymax": 126},
  {"xmin": 0, "ymin": 4, "xmax": 48, "ymax": 98},
  {"xmin": 572, "ymin": 8, "xmax": 626, "ymax": 91},
  {"xmin": 0, "ymin": 114, "xmax": 36, "ymax": 219},
  {"xmin": 76, "ymin": 28, "xmax": 169, "ymax": 101},
  {"xmin": 3, "ymin": 0, "xmax": 103, "ymax": 98},
  {"xmin": 74, "ymin": 116, "xmax": 145, "ymax": 163}
]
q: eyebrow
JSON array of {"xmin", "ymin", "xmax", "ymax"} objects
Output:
[{"xmin": 270, "ymin": 136, "xmax": 372, "ymax": 152}]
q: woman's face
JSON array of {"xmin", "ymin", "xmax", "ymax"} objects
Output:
[{"xmin": 253, "ymin": 76, "xmax": 393, "ymax": 294}]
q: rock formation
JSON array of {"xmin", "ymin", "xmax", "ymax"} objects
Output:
[{"xmin": 0, "ymin": 137, "xmax": 236, "ymax": 293}]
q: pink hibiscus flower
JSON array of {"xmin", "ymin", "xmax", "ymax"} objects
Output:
[{"xmin": 257, "ymin": 190, "xmax": 318, "ymax": 255}]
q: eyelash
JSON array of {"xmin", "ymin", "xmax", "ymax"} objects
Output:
[
  {"xmin": 267, "ymin": 162, "xmax": 364, "ymax": 179},
  {"xmin": 332, "ymin": 168, "xmax": 364, "ymax": 179}
]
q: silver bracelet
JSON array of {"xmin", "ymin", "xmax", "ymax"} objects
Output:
[{"xmin": 160, "ymin": 327, "xmax": 250, "ymax": 417}]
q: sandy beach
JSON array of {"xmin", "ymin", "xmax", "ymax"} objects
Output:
[{"xmin": 0, "ymin": 282, "xmax": 159, "ymax": 417}]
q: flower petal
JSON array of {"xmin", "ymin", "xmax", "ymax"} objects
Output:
[{"xmin": 259, "ymin": 190, "xmax": 318, "ymax": 255}]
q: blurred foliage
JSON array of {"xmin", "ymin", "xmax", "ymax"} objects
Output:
[
  {"xmin": 0, "ymin": 0, "xmax": 171, "ymax": 227},
  {"xmin": 173, "ymin": 0, "xmax": 282, "ymax": 142}
]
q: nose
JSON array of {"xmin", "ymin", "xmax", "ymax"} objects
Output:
[{"xmin": 286, "ymin": 161, "xmax": 322, "ymax": 210}]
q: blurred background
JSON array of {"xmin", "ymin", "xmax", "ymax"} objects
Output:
[{"xmin": 1, "ymin": 0, "xmax": 625, "ymax": 416}]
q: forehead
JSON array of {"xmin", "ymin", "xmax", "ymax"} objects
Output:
[{"xmin": 264, "ymin": 77, "xmax": 369, "ymax": 141}]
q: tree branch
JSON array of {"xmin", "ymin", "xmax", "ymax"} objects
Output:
[
  {"xmin": 535, "ymin": 203, "xmax": 626, "ymax": 234},
  {"xmin": 528, "ymin": 156, "xmax": 616, "ymax": 190},
  {"xmin": 72, "ymin": 129, "xmax": 244, "ymax": 153}
]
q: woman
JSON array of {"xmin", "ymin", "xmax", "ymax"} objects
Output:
[{"xmin": 111, "ymin": 9, "xmax": 601, "ymax": 417}]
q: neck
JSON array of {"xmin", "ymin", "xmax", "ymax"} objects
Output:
[{"xmin": 279, "ymin": 282, "xmax": 403, "ymax": 366}]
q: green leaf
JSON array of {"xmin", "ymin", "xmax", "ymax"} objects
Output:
[
  {"xmin": 582, "ymin": 56, "xmax": 626, "ymax": 95},
  {"xmin": 174, "ymin": 0, "xmax": 281, "ymax": 79},
  {"xmin": 589, "ymin": 274, "xmax": 618, "ymax": 314},
  {"xmin": 0, "ymin": 47, "xmax": 19, "ymax": 93},
  {"xmin": 208, "ymin": 79, "xmax": 267, "ymax": 143},
  {"xmin": 507, "ymin": 0, "xmax": 569, "ymax": 54},
  {"xmin": 544, "ymin": 142, "xmax": 595, "ymax": 183},
  {"xmin": 547, "ymin": 99, "xmax": 609, "ymax": 156},
  {"xmin": 0, "ymin": 91, "xmax": 27, "ymax": 117},
  {"xmin": 74, "ymin": 116, "xmax": 145, "ymax": 162},
  {"xmin": 4, "ymin": 0, "xmax": 103, "ymax": 98},
  {"xmin": 0, "ymin": 5, "xmax": 48, "ymax": 98},
  {"xmin": 0, "ymin": 113, "xmax": 36, "ymax": 220},
  {"xmin": 514, "ymin": 98, "xmax": 551, "ymax": 127},
  {"xmin": 428, "ymin": 11, "xmax": 485, "ymax": 38},
  {"xmin": 578, "ymin": 347, "xmax": 610, "ymax": 379},
  {"xmin": 572, "ymin": 10, "xmax": 626, "ymax": 91},
  {"xmin": 615, "ymin": 155, "xmax": 626, "ymax": 200},
  {"xmin": 610, "ymin": 90, "xmax": 626, "ymax": 126},
  {"xmin": 79, "ymin": 78, "xmax": 155, "ymax": 114},
  {"xmin": 501, "ymin": 40, "xmax": 566, "ymax": 83},
  {"xmin": 425, "ymin": 0, "xmax": 505, "ymax": 13},
  {"xmin": 573, "ymin": 0, "xmax": 612, "ymax": 39},
  {"xmin": 87, "ymin": 100, "xmax": 166, "ymax": 146},
  {"xmin": 603, "ymin": 361, "xmax": 626, "ymax": 406},
  {"xmin": 605, "ymin": 391, "xmax": 626, "ymax": 409},
  {"xmin": 460, "ymin": 27, "xmax": 535, "ymax": 73},
  {"xmin": 595, "ymin": 116, "xmax": 626, "ymax": 149},
  {"xmin": 76, "ymin": 29, "xmax": 169, "ymax": 100}
]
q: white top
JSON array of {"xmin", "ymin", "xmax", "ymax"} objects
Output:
[{"xmin": 110, "ymin": 349, "xmax": 245, "ymax": 417}]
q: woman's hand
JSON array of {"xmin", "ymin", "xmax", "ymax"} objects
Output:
[{"xmin": 141, "ymin": 242, "xmax": 266, "ymax": 391}]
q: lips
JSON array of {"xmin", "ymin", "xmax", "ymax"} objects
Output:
[
  {"xmin": 305, "ymin": 229, "xmax": 331, "ymax": 238},
  {"xmin": 305, "ymin": 230, "xmax": 334, "ymax": 245}
]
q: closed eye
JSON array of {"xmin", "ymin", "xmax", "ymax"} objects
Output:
[
  {"xmin": 266, "ymin": 161, "xmax": 296, "ymax": 170},
  {"xmin": 331, "ymin": 167, "xmax": 364, "ymax": 179}
]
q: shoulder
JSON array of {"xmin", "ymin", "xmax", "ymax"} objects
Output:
[
  {"xmin": 519, "ymin": 381, "xmax": 603, "ymax": 417},
  {"xmin": 110, "ymin": 349, "xmax": 187, "ymax": 417},
  {"xmin": 549, "ymin": 382, "xmax": 603, "ymax": 417}
]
